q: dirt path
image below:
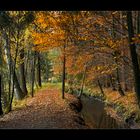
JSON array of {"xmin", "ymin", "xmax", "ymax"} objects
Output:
[{"xmin": 0, "ymin": 89, "xmax": 89, "ymax": 129}]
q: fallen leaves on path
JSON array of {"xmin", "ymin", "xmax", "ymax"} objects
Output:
[{"xmin": 0, "ymin": 89, "xmax": 89, "ymax": 129}]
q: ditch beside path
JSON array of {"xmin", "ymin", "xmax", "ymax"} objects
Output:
[{"xmin": 0, "ymin": 89, "xmax": 89, "ymax": 129}]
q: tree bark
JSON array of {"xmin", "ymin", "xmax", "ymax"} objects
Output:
[
  {"xmin": 116, "ymin": 66, "xmax": 125, "ymax": 96},
  {"xmin": 127, "ymin": 11, "xmax": 140, "ymax": 107},
  {"xmin": 31, "ymin": 52, "xmax": 36, "ymax": 97},
  {"xmin": 109, "ymin": 75, "xmax": 116, "ymax": 90},
  {"xmin": 19, "ymin": 48, "xmax": 28, "ymax": 95},
  {"xmin": 62, "ymin": 45, "xmax": 66, "ymax": 99},
  {"xmin": 0, "ymin": 75, "xmax": 3, "ymax": 115},
  {"xmin": 14, "ymin": 71, "xmax": 25, "ymax": 100},
  {"xmin": 3, "ymin": 31, "xmax": 25, "ymax": 101},
  {"xmin": 8, "ymin": 29, "xmax": 25, "ymax": 112},
  {"xmin": 36, "ymin": 52, "xmax": 42, "ymax": 87},
  {"xmin": 78, "ymin": 65, "xmax": 87, "ymax": 99},
  {"xmin": 0, "ymin": 46, "xmax": 3, "ymax": 115},
  {"xmin": 0, "ymin": 41, "xmax": 3, "ymax": 115},
  {"xmin": 112, "ymin": 15, "xmax": 125, "ymax": 96},
  {"xmin": 97, "ymin": 79, "xmax": 104, "ymax": 95},
  {"xmin": 137, "ymin": 11, "xmax": 140, "ymax": 69}
]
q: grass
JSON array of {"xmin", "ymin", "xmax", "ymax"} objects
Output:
[
  {"xmin": 45, "ymin": 82, "xmax": 62, "ymax": 90},
  {"xmin": 12, "ymin": 97, "xmax": 28, "ymax": 111},
  {"xmin": 67, "ymin": 85, "xmax": 140, "ymax": 123}
]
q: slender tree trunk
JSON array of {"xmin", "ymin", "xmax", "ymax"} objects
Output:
[
  {"xmin": 25, "ymin": 50, "xmax": 30, "ymax": 77},
  {"xmin": 127, "ymin": 11, "xmax": 140, "ymax": 107},
  {"xmin": 137, "ymin": 11, "xmax": 140, "ymax": 69},
  {"xmin": 31, "ymin": 52, "xmax": 36, "ymax": 97},
  {"xmin": 120, "ymin": 11, "xmax": 128, "ymax": 92},
  {"xmin": 8, "ymin": 60, "xmax": 12, "ymax": 102},
  {"xmin": 3, "ymin": 31, "xmax": 12, "ymax": 102},
  {"xmin": 62, "ymin": 45, "xmax": 66, "ymax": 99},
  {"xmin": 0, "ymin": 75, "xmax": 3, "ymax": 115},
  {"xmin": 19, "ymin": 48, "xmax": 28, "ymax": 95},
  {"xmin": 109, "ymin": 75, "xmax": 116, "ymax": 90},
  {"xmin": 112, "ymin": 15, "xmax": 124, "ymax": 96},
  {"xmin": 97, "ymin": 79, "xmax": 104, "ymax": 95},
  {"xmin": 3, "ymin": 31, "xmax": 24, "ymax": 112},
  {"xmin": 0, "ymin": 46, "xmax": 3, "ymax": 115},
  {"xmin": 78, "ymin": 65, "xmax": 87, "ymax": 99},
  {"xmin": 116, "ymin": 66, "xmax": 125, "ymax": 96},
  {"xmin": 37, "ymin": 52, "xmax": 42, "ymax": 87},
  {"xmin": 9, "ymin": 29, "xmax": 24, "ymax": 112}
]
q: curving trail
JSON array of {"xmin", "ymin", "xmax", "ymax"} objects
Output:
[{"xmin": 0, "ymin": 89, "xmax": 89, "ymax": 129}]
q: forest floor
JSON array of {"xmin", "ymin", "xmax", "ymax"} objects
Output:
[{"xmin": 0, "ymin": 88, "xmax": 89, "ymax": 129}]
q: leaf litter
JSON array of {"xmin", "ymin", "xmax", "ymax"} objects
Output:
[{"xmin": 0, "ymin": 89, "xmax": 89, "ymax": 129}]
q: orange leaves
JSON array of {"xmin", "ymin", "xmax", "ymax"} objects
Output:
[
  {"xmin": 31, "ymin": 11, "xmax": 129, "ymax": 86},
  {"xmin": 31, "ymin": 12, "xmax": 67, "ymax": 52},
  {"xmin": 132, "ymin": 34, "xmax": 140, "ymax": 45}
]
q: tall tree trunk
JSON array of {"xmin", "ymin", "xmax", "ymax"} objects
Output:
[
  {"xmin": 19, "ymin": 48, "xmax": 28, "ymax": 95},
  {"xmin": 109, "ymin": 75, "xmax": 116, "ymax": 90},
  {"xmin": 8, "ymin": 29, "xmax": 25, "ymax": 112},
  {"xmin": 0, "ymin": 75, "xmax": 3, "ymax": 115},
  {"xmin": 3, "ymin": 31, "xmax": 12, "ymax": 102},
  {"xmin": 0, "ymin": 46, "xmax": 3, "ymax": 115},
  {"xmin": 3, "ymin": 31, "xmax": 25, "ymax": 102},
  {"xmin": 112, "ymin": 15, "xmax": 124, "ymax": 96},
  {"xmin": 78, "ymin": 65, "xmax": 87, "ymax": 99},
  {"xmin": 97, "ymin": 79, "xmax": 104, "ymax": 95},
  {"xmin": 116, "ymin": 65, "xmax": 125, "ymax": 96},
  {"xmin": 120, "ymin": 11, "xmax": 128, "ymax": 92},
  {"xmin": 31, "ymin": 52, "xmax": 36, "ymax": 97},
  {"xmin": 137, "ymin": 11, "xmax": 140, "ymax": 69},
  {"xmin": 37, "ymin": 52, "xmax": 42, "ymax": 87},
  {"xmin": 62, "ymin": 45, "xmax": 66, "ymax": 99},
  {"xmin": 127, "ymin": 11, "xmax": 140, "ymax": 107},
  {"xmin": 25, "ymin": 50, "xmax": 30, "ymax": 77}
]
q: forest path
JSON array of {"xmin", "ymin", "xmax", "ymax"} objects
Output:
[{"xmin": 0, "ymin": 89, "xmax": 89, "ymax": 129}]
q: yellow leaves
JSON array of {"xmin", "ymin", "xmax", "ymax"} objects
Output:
[
  {"xmin": 132, "ymin": 37, "xmax": 136, "ymax": 41},
  {"xmin": 112, "ymin": 11, "xmax": 118, "ymax": 15},
  {"xmin": 32, "ymin": 25, "xmax": 65, "ymax": 52},
  {"xmin": 131, "ymin": 34, "xmax": 140, "ymax": 44},
  {"xmin": 96, "ymin": 66, "xmax": 101, "ymax": 70},
  {"xmin": 32, "ymin": 13, "xmax": 66, "ymax": 49}
]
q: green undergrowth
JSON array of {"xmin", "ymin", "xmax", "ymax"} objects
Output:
[{"xmin": 45, "ymin": 82, "xmax": 63, "ymax": 90}]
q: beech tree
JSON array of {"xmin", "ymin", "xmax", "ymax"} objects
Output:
[{"xmin": 127, "ymin": 11, "xmax": 140, "ymax": 107}]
